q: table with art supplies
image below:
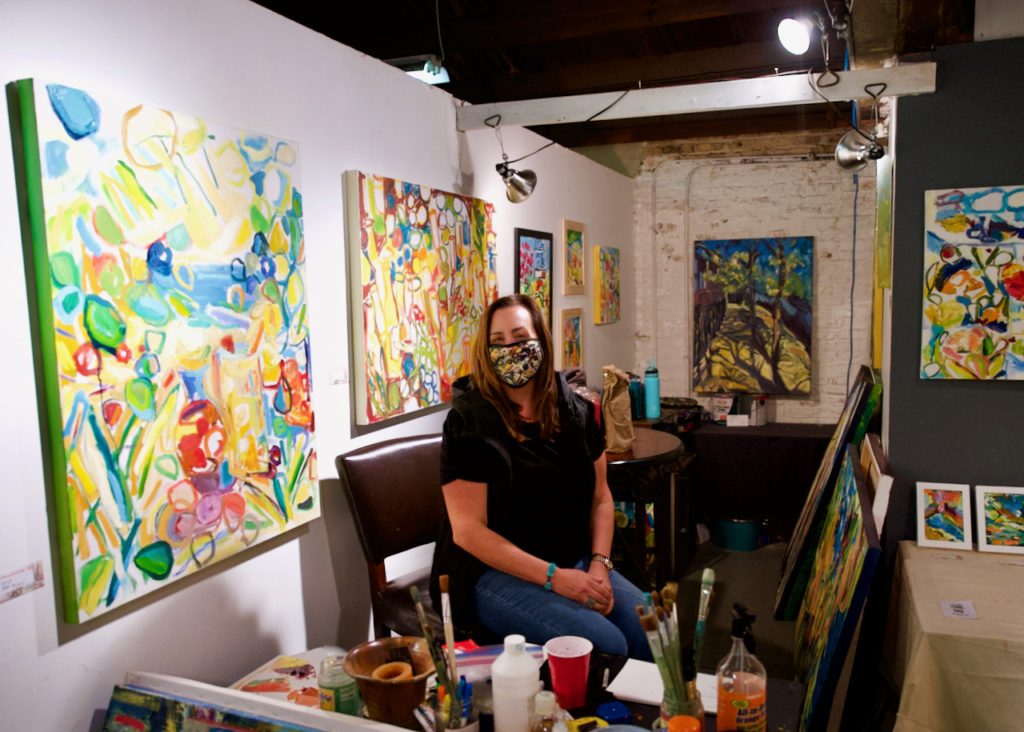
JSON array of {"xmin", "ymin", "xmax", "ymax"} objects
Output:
[
  {"xmin": 230, "ymin": 568, "xmax": 807, "ymax": 731},
  {"xmin": 884, "ymin": 541, "xmax": 1024, "ymax": 732}
]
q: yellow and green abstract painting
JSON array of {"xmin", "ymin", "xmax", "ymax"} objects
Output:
[
  {"xmin": 11, "ymin": 80, "xmax": 317, "ymax": 622},
  {"xmin": 693, "ymin": 237, "xmax": 813, "ymax": 394}
]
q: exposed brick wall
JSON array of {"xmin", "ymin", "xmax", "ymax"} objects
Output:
[{"xmin": 631, "ymin": 134, "xmax": 876, "ymax": 425}]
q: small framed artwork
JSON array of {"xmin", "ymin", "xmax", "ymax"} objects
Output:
[
  {"xmin": 916, "ymin": 482, "xmax": 972, "ymax": 549},
  {"xmin": 559, "ymin": 308, "xmax": 584, "ymax": 369},
  {"xmin": 515, "ymin": 228, "xmax": 554, "ymax": 328},
  {"xmin": 593, "ymin": 245, "xmax": 621, "ymax": 324},
  {"xmin": 562, "ymin": 219, "xmax": 586, "ymax": 295},
  {"xmin": 975, "ymin": 485, "xmax": 1024, "ymax": 553}
]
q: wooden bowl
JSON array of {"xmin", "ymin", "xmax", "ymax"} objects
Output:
[{"xmin": 342, "ymin": 636, "xmax": 435, "ymax": 729}]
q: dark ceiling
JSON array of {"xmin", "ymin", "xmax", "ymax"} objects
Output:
[{"xmin": 253, "ymin": 0, "xmax": 974, "ymax": 148}]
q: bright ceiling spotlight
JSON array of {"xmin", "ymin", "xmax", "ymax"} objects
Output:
[{"xmin": 778, "ymin": 18, "xmax": 812, "ymax": 55}]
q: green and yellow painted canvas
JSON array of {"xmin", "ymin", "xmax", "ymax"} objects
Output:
[{"xmin": 10, "ymin": 79, "xmax": 318, "ymax": 622}]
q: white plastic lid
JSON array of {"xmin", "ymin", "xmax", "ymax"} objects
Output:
[{"xmin": 504, "ymin": 634, "xmax": 526, "ymax": 654}]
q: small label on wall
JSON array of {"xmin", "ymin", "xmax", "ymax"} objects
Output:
[
  {"xmin": 0, "ymin": 561, "xmax": 45, "ymax": 604},
  {"xmin": 940, "ymin": 600, "xmax": 977, "ymax": 619}
]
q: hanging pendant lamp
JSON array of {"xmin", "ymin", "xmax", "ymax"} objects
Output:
[
  {"xmin": 835, "ymin": 128, "xmax": 885, "ymax": 171},
  {"xmin": 496, "ymin": 161, "xmax": 537, "ymax": 203}
]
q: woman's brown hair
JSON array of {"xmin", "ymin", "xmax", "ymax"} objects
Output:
[{"xmin": 470, "ymin": 294, "xmax": 559, "ymax": 441}]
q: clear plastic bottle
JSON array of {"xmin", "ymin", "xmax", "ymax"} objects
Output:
[
  {"xmin": 319, "ymin": 654, "xmax": 361, "ymax": 715},
  {"xmin": 492, "ymin": 634, "xmax": 541, "ymax": 732},
  {"xmin": 530, "ymin": 690, "xmax": 558, "ymax": 732},
  {"xmin": 715, "ymin": 605, "xmax": 766, "ymax": 732}
]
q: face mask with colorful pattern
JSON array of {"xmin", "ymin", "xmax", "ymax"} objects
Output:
[{"xmin": 488, "ymin": 338, "xmax": 544, "ymax": 388}]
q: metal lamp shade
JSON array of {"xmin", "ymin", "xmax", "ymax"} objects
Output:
[
  {"xmin": 496, "ymin": 162, "xmax": 537, "ymax": 202},
  {"xmin": 835, "ymin": 128, "xmax": 885, "ymax": 172}
]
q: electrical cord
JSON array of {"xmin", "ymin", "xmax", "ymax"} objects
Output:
[
  {"xmin": 484, "ymin": 88, "xmax": 633, "ymax": 165},
  {"xmin": 847, "ymin": 171, "xmax": 859, "ymax": 390}
]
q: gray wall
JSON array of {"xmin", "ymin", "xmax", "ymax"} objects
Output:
[
  {"xmin": 889, "ymin": 36, "xmax": 1024, "ymax": 533},
  {"xmin": 843, "ymin": 37, "xmax": 1024, "ymax": 728}
]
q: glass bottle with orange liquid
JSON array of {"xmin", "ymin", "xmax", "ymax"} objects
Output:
[{"xmin": 715, "ymin": 604, "xmax": 766, "ymax": 732}]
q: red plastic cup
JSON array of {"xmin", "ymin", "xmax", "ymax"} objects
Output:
[{"xmin": 544, "ymin": 636, "xmax": 593, "ymax": 709}]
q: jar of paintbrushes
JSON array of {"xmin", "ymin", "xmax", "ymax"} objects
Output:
[
  {"xmin": 410, "ymin": 578, "xmax": 477, "ymax": 730},
  {"xmin": 637, "ymin": 569, "xmax": 716, "ymax": 731}
]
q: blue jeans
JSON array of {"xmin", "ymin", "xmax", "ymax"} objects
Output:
[{"xmin": 474, "ymin": 558, "xmax": 653, "ymax": 661}]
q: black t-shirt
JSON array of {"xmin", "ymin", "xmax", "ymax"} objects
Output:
[
  {"xmin": 440, "ymin": 398, "xmax": 605, "ymax": 567},
  {"xmin": 430, "ymin": 375, "xmax": 606, "ymax": 627}
]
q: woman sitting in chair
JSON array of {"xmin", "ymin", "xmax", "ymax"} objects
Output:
[{"xmin": 430, "ymin": 294, "xmax": 651, "ymax": 660}]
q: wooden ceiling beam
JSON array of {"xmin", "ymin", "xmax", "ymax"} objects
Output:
[
  {"xmin": 341, "ymin": 0, "xmax": 816, "ymax": 58},
  {"xmin": 445, "ymin": 40, "xmax": 815, "ymax": 103},
  {"xmin": 529, "ymin": 103, "xmax": 851, "ymax": 147},
  {"xmin": 456, "ymin": 64, "xmax": 937, "ymax": 130}
]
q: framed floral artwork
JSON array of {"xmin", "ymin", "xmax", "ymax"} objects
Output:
[
  {"xmin": 975, "ymin": 485, "xmax": 1024, "ymax": 553},
  {"xmin": 916, "ymin": 482, "xmax": 972, "ymax": 549},
  {"xmin": 559, "ymin": 308, "xmax": 583, "ymax": 369},
  {"xmin": 515, "ymin": 228, "xmax": 553, "ymax": 328},
  {"xmin": 593, "ymin": 245, "xmax": 620, "ymax": 324},
  {"xmin": 562, "ymin": 219, "xmax": 585, "ymax": 295}
]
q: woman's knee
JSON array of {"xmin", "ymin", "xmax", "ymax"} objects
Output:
[{"xmin": 580, "ymin": 619, "xmax": 629, "ymax": 656}]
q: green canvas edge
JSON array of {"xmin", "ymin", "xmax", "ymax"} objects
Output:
[{"xmin": 8, "ymin": 79, "xmax": 81, "ymax": 623}]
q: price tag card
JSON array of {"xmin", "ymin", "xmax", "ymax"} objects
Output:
[{"xmin": 940, "ymin": 600, "xmax": 978, "ymax": 619}]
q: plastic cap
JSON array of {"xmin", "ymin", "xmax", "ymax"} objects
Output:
[
  {"xmin": 667, "ymin": 715, "xmax": 702, "ymax": 732},
  {"xmin": 504, "ymin": 634, "xmax": 526, "ymax": 653},
  {"xmin": 534, "ymin": 690, "xmax": 557, "ymax": 715}
]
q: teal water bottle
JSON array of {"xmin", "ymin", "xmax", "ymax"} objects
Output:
[{"xmin": 644, "ymin": 361, "xmax": 660, "ymax": 420}]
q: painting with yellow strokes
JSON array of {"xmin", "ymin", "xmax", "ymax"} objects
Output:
[
  {"xmin": 9, "ymin": 79, "xmax": 318, "ymax": 622},
  {"xmin": 343, "ymin": 170, "xmax": 497, "ymax": 425}
]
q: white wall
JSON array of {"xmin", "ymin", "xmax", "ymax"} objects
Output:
[
  {"xmin": 632, "ymin": 157, "xmax": 875, "ymax": 424},
  {"xmin": 0, "ymin": 1, "xmax": 633, "ymax": 729}
]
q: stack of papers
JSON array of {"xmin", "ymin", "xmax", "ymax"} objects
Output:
[{"xmin": 606, "ymin": 659, "xmax": 717, "ymax": 714}]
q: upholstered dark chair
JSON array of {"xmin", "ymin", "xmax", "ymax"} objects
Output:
[{"xmin": 336, "ymin": 434, "xmax": 447, "ymax": 640}]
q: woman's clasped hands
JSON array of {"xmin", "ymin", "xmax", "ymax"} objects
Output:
[{"xmin": 550, "ymin": 566, "xmax": 615, "ymax": 615}]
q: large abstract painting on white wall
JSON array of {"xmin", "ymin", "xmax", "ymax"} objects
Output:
[{"xmin": 10, "ymin": 79, "xmax": 318, "ymax": 622}]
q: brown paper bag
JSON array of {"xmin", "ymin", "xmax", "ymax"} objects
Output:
[{"xmin": 601, "ymin": 364, "xmax": 635, "ymax": 452}]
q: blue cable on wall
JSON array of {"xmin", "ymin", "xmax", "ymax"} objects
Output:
[{"xmin": 847, "ymin": 172, "xmax": 859, "ymax": 390}]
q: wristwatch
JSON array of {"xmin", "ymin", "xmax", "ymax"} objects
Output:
[{"xmin": 590, "ymin": 553, "xmax": 614, "ymax": 571}]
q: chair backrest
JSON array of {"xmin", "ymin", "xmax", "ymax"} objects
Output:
[{"xmin": 335, "ymin": 434, "xmax": 444, "ymax": 570}]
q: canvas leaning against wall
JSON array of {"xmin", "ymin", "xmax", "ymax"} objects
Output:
[
  {"xmin": 693, "ymin": 237, "xmax": 813, "ymax": 394},
  {"xmin": 345, "ymin": 171, "xmax": 497, "ymax": 425},
  {"xmin": 9, "ymin": 80, "xmax": 318, "ymax": 622},
  {"xmin": 921, "ymin": 185, "xmax": 1024, "ymax": 379}
]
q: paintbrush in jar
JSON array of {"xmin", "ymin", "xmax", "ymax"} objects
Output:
[{"xmin": 439, "ymin": 574, "xmax": 459, "ymax": 682}]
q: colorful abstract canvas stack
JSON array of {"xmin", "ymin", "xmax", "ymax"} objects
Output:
[
  {"xmin": 795, "ymin": 446, "xmax": 880, "ymax": 732},
  {"xmin": 11, "ymin": 80, "xmax": 318, "ymax": 622},
  {"xmin": 921, "ymin": 185, "xmax": 1024, "ymax": 380},
  {"xmin": 345, "ymin": 171, "xmax": 497, "ymax": 425}
]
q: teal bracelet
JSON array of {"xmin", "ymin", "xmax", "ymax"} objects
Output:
[{"xmin": 544, "ymin": 561, "xmax": 556, "ymax": 591}]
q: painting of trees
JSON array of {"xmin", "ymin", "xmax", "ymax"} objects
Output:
[{"xmin": 693, "ymin": 237, "xmax": 813, "ymax": 394}]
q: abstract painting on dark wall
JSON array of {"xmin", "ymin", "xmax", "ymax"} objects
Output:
[
  {"xmin": 693, "ymin": 237, "xmax": 813, "ymax": 394},
  {"xmin": 921, "ymin": 185, "xmax": 1024, "ymax": 380}
]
